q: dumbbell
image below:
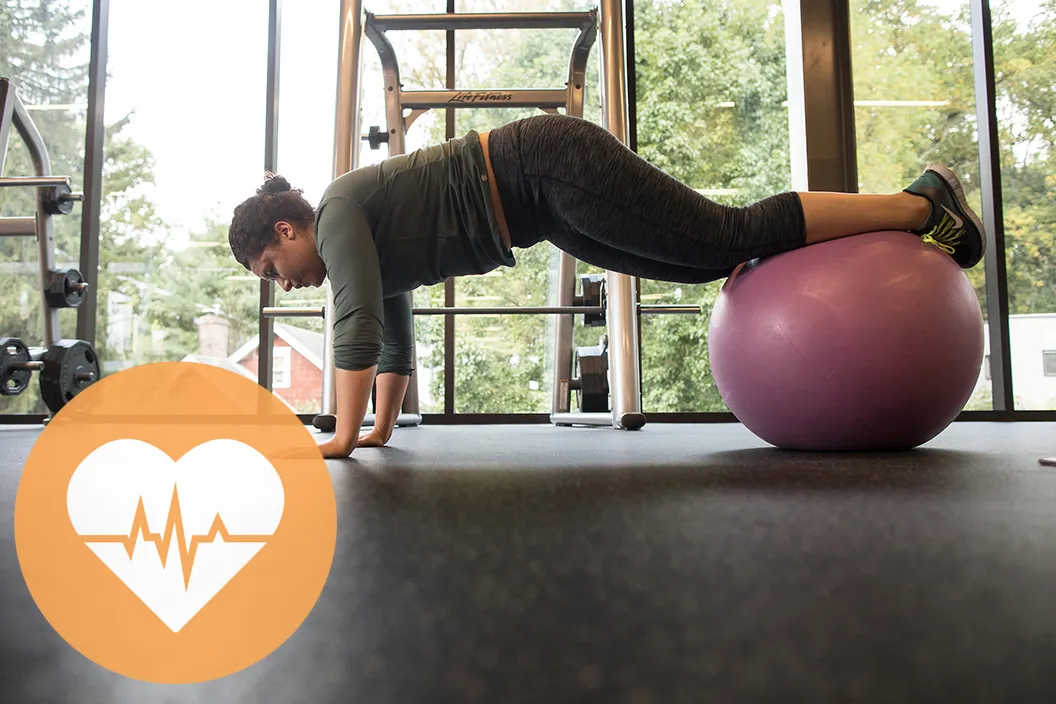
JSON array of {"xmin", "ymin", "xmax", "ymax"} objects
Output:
[
  {"xmin": 45, "ymin": 268, "xmax": 89, "ymax": 309},
  {"xmin": 0, "ymin": 337, "xmax": 100, "ymax": 412}
]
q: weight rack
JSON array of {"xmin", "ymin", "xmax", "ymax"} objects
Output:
[
  {"xmin": 260, "ymin": 0, "xmax": 662, "ymax": 430},
  {"xmin": 0, "ymin": 78, "xmax": 99, "ymax": 414},
  {"xmin": 0, "ymin": 78, "xmax": 85, "ymax": 349}
]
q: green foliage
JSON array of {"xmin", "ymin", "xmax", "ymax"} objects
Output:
[
  {"xmin": 1, "ymin": 0, "xmax": 90, "ymax": 325},
  {"xmin": 631, "ymin": 0, "xmax": 793, "ymax": 412},
  {"xmin": 392, "ymin": 0, "xmax": 600, "ymax": 413},
  {"xmin": 635, "ymin": 0, "xmax": 791, "ymax": 198},
  {"xmin": 1, "ymin": 1, "xmax": 103, "ymax": 412}
]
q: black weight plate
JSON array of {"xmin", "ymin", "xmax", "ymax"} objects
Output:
[
  {"xmin": 43, "ymin": 182, "xmax": 75, "ymax": 215},
  {"xmin": 574, "ymin": 346, "xmax": 609, "ymax": 413},
  {"xmin": 45, "ymin": 269, "xmax": 86, "ymax": 309},
  {"xmin": 63, "ymin": 269, "xmax": 86, "ymax": 307},
  {"xmin": 39, "ymin": 339, "xmax": 100, "ymax": 413},
  {"xmin": 0, "ymin": 337, "xmax": 32, "ymax": 396}
]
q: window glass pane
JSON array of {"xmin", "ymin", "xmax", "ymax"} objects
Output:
[
  {"xmin": 98, "ymin": 0, "xmax": 268, "ymax": 395},
  {"xmin": 354, "ymin": 1, "xmax": 598, "ymax": 413},
  {"xmin": 849, "ymin": 0, "xmax": 991, "ymax": 409},
  {"xmin": 453, "ymin": 315, "xmax": 551, "ymax": 413},
  {"xmin": 266, "ymin": 335, "xmax": 319, "ymax": 412},
  {"xmin": 451, "ymin": 0, "xmax": 600, "ymax": 413},
  {"xmin": 278, "ymin": 2, "xmax": 449, "ymax": 415},
  {"xmin": 355, "ymin": 4, "xmax": 450, "ymax": 412},
  {"xmin": 634, "ymin": 0, "xmax": 791, "ymax": 412},
  {"xmin": 452, "ymin": 261, "xmax": 553, "ymax": 414},
  {"xmin": 458, "ymin": 0, "xmax": 579, "ymax": 9},
  {"xmin": 273, "ymin": 346, "xmax": 292, "ymax": 389},
  {"xmin": 259, "ymin": 0, "xmax": 343, "ymax": 416},
  {"xmin": 414, "ymin": 286, "xmax": 446, "ymax": 413},
  {"xmin": 1044, "ymin": 350, "xmax": 1056, "ymax": 378},
  {"xmin": 372, "ymin": 0, "xmax": 448, "ymax": 11},
  {"xmin": 277, "ymin": 0, "xmax": 339, "ymax": 206},
  {"xmin": 992, "ymin": 0, "xmax": 1056, "ymax": 409},
  {"xmin": 0, "ymin": 1, "xmax": 92, "ymax": 413}
]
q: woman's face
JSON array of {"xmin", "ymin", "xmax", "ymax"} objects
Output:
[{"xmin": 251, "ymin": 221, "xmax": 327, "ymax": 291}]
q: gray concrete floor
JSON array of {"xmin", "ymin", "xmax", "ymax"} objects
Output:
[{"xmin": 2, "ymin": 422, "xmax": 1055, "ymax": 703}]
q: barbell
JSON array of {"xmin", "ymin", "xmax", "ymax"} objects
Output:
[
  {"xmin": 264, "ymin": 271, "xmax": 700, "ymax": 319},
  {"xmin": 262, "ymin": 303, "xmax": 701, "ymax": 318},
  {"xmin": 0, "ymin": 176, "xmax": 84, "ymax": 215}
]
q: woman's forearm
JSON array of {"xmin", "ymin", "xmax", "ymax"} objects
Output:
[
  {"xmin": 372, "ymin": 372, "xmax": 410, "ymax": 439},
  {"xmin": 329, "ymin": 366, "xmax": 378, "ymax": 454}
]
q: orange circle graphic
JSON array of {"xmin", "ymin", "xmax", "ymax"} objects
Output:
[{"xmin": 14, "ymin": 362, "xmax": 336, "ymax": 684}]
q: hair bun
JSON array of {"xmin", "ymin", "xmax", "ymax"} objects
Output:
[{"xmin": 258, "ymin": 173, "xmax": 293, "ymax": 195}]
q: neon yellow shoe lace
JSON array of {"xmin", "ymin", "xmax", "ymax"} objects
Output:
[{"xmin": 920, "ymin": 212, "xmax": 961, "ymax": 255}]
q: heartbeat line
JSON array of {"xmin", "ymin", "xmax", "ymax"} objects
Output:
[{"xmin": 80, "ymin": 487, "xmax": 271, "ymax": 590}]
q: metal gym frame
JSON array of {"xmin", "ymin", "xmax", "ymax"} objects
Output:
[
  {"xmin": 0, "ymin": 79, "xmax": 84, "ymax": 349},
  {"xmin": 0, "ymin": 0, "xmax": 1036, "ymax": 424},
  {"xmin": 260, "ymin": 0, "xmax": 670, "ymax": 430}
]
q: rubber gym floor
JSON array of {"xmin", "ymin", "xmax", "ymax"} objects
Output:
[{"xmin": 2, "ymin": 421, "xmax": 1055, "ymax": 703}]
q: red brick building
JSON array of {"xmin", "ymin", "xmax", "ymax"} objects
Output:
[{"xmin": 184, "ymin": 317, "xmax": 324, "ymax": 413}]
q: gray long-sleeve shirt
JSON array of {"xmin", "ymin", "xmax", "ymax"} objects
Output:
[{"xmin": 314, "ymin": 130, "xmax": 514, "ymax": 375}]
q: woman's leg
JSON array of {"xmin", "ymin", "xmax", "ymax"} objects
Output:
[
  {"xmin": 490, "ymin": 113, "xmax": 982, "ymax": 273},
  {"xmin": 540, "ymin": 225, "xmax": 736, "ymax": 284},
  {"xmin": 800, "ymin": 191, "xmax": 929, "ymax": 244}
]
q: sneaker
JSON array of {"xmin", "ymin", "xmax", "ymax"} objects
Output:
[{"xmin": 903, "ymin": 164, "xmax": 986, "ymax": 268}]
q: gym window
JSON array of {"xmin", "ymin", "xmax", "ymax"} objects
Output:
[
  {"xmin": 273, "ymin": 346, "xmax": 292, "ymax": 389},
  {"xmin": 1044, "ymin": 351, "xmax": 1056, "ymax": 377}
]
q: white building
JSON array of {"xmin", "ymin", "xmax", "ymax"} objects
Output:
[{"xmin": 976, "ymin": 314, "xmax": 1056, "ymax": 410}]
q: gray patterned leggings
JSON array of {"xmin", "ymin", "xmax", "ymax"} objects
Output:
[{"xmin": 488, "ymin": 113, "xmax": 807, "ymax": 284}]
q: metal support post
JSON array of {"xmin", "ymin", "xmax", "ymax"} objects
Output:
[
  {"xmin": 258, "ymin": 0, "xmax": 281, "ymax": 390},
  {"xmin": 0, "ymin": 79, "xmax": 61, "ymax": 347},
  {"xmin": 320, "ymin": 0, "xmax": 366, "ymax": 425},
  {"xmin": 597, "ymin": 0, "xmax": 644, "ymax": 430}
]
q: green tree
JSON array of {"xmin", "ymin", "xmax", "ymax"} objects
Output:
[
  {"xmin": 633, "ymin": 0, "xmax": 791, "ymax": 413},
  {"xmin": 850, "ymin": 0, "xmax": 1056, "ymax": 409},
  {"xmin": 0, "ymin": 0, "xmax": 91, "ymax": 377},
  {"xmin": 458, "ymin": 0, "xmax": 1056, "ymax": 415},
  {"xmin": 1, "ymin": 0, "xmax": 159, "ymax": 412},
  {"xmin": 385, "ymin": 0, "xmax": 796, "ymax": 413},
  {"xmin": 991, "ymin": 0, "xmax": 1056, "ymax": 315},
  {"xmin": 449, "ymin": 0, "xmax": 603, "ymax": 413},
  {"xmin": 140, "ymin": 221, "xmax": 254, "ymax": 362}
]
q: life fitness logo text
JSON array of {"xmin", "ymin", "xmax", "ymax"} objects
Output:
[
  {"xmin": 448, "ymin": 91, "xmax": 514, "ymax": 103},
  {"xmin": 14, "ymin": 362, "xmax": 337, "ymax": 684}
]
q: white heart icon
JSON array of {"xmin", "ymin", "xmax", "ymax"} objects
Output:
[{"xmin": 66, "ymin": 438, "xmax": 285, "ymax": 633}]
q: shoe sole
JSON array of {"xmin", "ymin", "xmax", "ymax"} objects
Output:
[{"xmin": 924, "ymin": 162, "xmax": 987, "ymax": 265}]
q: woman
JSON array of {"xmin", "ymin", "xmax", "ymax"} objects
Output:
[{"xmin": 228, "ymin": 113, "xmax": 983, "ymax": 459}]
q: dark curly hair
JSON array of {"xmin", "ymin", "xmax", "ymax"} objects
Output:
[{"xmin": 228, "ymin": 174, "xmax": 316, "ymax": 269}]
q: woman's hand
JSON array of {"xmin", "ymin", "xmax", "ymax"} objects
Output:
[{"xmin": 356, "ymin": 428, "xmax": 391, "ymax": 448}]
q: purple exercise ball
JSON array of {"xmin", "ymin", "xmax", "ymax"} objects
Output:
[{"xmin": 709, "ymin": 230, "xmax": 984, "ymax": 451}]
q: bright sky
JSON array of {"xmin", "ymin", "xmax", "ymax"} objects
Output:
[
  {"xmin": 104, "ymin": 0, "xmax": 455, "ymax": 242},
  {"xmin": 102, "ymin": 0, "xmax": 1048, "ymax": 241},
  {"xmin": 106, "ymin": 0, "xmax": 326, "ymax": 239}
]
